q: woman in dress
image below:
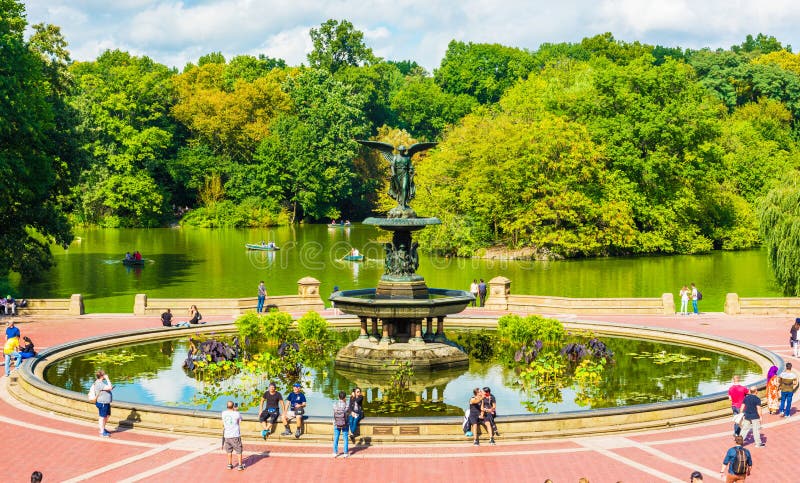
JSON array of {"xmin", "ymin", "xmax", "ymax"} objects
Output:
[
  {"xmin": 679, "ymin": 286, "xmax": 690, "ymax": 315},
  {"xmin": 766, "ymin": 365, "xmax": 780, "ymax": 414}
]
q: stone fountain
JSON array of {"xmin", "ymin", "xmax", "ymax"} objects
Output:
[{"xmin": 329, "ymin": 141, "xmax": 474, "ymax": 371}]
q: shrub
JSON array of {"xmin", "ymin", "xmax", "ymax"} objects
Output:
[
  {"xmin": 262, "ymin": 310, "xmax": 293, "ymax": 341},
  {"xmin": 297, "ymin": 311, "xmax": 329, "ymax": 341},
  {"xmin": 234, "ymin": 312, "xmax": 262, "ymax": 340},
  {"xmin": 498, "ymin": 314, "xmax": 565, "ymax": 346}
]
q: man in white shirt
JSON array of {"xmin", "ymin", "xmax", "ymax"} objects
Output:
[{"xmin": 221, "ymin": 401, "xmax": 244, "ymax": 471}]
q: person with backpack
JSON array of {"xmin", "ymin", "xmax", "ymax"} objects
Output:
[
  {"xmin": 720, "ymin": 435, "xmax": 751, "ymax": 481},
  {"xmin": 332, "ymin": 390, "xmax": 350, "ymax": 458},
  {"xmin": 691, "ymin": 282, "xmax": 701, "ymax": 315},
  {"xmin": 738, "ymin": 387, "xmax": 764, "ymax": 447}
]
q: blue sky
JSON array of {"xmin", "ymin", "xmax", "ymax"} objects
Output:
[{"xmin": 22, "ymin": 0, "xmax": 800, "ymax": 71}]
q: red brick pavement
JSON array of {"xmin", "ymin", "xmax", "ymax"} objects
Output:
[{"xmin": 1, "ymin": 310, "xmax": 798, "ymax": 482}]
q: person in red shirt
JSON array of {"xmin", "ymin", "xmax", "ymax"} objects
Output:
[{"xmin": 728, "ymin": 375, "xmax": 749, "ymax": 436}]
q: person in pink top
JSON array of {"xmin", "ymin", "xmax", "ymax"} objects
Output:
[{"xmin": 728, "ymin": 375, "xmax": 749, "ymax": 436}]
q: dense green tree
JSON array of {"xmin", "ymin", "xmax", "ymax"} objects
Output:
[
  {"xmin": 307, "ymin": 19, "xmax": 377, "ymax": 74},
  {"xmin": 732, "ymin": 33, "xmax": 788, "ymax": 56},
  {"xmin": 390, "ymin": 76, "xmax": 477, "ymax": 140},
  {"xmin": 335, "ymin": 62, "xmax": 403, "ymax": 132},
  {"xmin": 250, "ymin": 69, "xmax": 370, "ymax": 221},
  {"xmin": 434, "ymin": 40, "xmax": 536, "ymax": 104},
  {"xmin": 171, "ymin": 62, "xmax": 290, "ymax": 162},
  {"xmin": 0, "ymin": 1, "xmax": 76, "ymax": 280},
  {"xmin": 387, "ymin": 59, "xmax": 426, "ymax": 77},
  {"xmin": 70, "ymin": 50, "xmax": 177, "ymax": 226},
  {"xmin": 759, "ymin": 173, "xmax": 800, "ymax": 294},
  {"xmin": 578, "ymin": 33, "xmax": 654, "ymax": 65}
]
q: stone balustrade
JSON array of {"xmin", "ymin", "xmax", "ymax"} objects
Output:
[
  {"xmin": 724, "ymin": 293, "xmax": 800, "ymax": 316},
  {"xmin": 13, "ymin": 295, "xmax": 84, "ymax": 316},
  {"xmin": 484, "ymin": 276, "xmax": 675, "ymax": 315},
  {"xmin": 133, "ymin": 277, "xmax": 325, "ymax": 316}
]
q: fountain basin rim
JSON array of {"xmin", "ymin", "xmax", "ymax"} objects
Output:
[
  {"xmin": 362, "ymin": 217, "xmax": 441, "ymax": 229},
  {"xmin": 11, "ymin": 317, "xmax": 782, "ymax": 441}
]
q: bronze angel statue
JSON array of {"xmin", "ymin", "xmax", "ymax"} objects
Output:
[{"xmin": 357, "ymin": 140, "xmax": 438, "ymax": 218}]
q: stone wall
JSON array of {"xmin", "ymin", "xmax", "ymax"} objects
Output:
[
  {"xmin": 484, "ymin": 276, "xmax": 675, "ymax": 315},
  {"xmin": 15, "ymin": 295, "xmax": 84, "ymax": 316},
  {"xmin": 724, "ymin": 293, "xmax": 800, "ymax": 316},
  {"xmin": 133, "ymin": 277, "xmax": 325, "ymax": 316}
]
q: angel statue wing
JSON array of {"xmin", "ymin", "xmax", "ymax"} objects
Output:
[
  {"xmin": 406, "ymin": 142, "xmax": 438, "ymax": 157},
  {"xmin": 356, "ymin": 140, "xmax": 395, "ymax": 163}
]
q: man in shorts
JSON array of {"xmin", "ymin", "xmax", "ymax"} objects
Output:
[
  {"xmin": 221, "ymin": 401, "xmax": 244, "ymax": 471},
  {"xmin": 282, "ymin": 382, "xmax": 307, "ymax": 438},
  {"xmin": 259, "ymin": 382, "xmax": 283, "ymax": 439}
]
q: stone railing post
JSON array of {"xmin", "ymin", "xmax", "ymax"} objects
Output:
[
  {"xmin": 485, "ymin": 276, "xmax": 511, "ymax": 310},
  {"xmin": 69, "ymin": 294, "xmax": 85, "ymax": 315},
  {"xmin": 661, "ymin": 293, "xmax": 675, "ymax": 315},
  {"xmin": 724, "ymin": 293, "xmax": 740, "ymax": 315},
  {"xmin": 134, "ymin": 294, "xmax": 147, "ymax": 316},
  {"xmin": 297, "ymin": 277, "xmax": 321, "ymax": 298}
]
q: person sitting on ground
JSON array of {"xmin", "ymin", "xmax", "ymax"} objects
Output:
[
  {"xmin": 175, "ymin": 305, "xmax": 202, "ymax": 328},
  {"xmin": 4, "ymin": 295, "xmax": 16, "ymax": 316},
  {"xmin": 161, "ymin": 308, "xmax": 173, "ymax": 327},
  {"xmin": 282, "ymin": 382, "xmax": 307, "ymax": 438}
]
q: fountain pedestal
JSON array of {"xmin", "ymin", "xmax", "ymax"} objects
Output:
[{"xmin": 330, "ymin": 216, "xmax": 473, "ymax": 371}]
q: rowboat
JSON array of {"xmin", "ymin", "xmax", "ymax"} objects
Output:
[
  {"xmin": 343, "ymin": 255, "xmax": 364, "ymax": 261},
  {"xmin": 246, "ymin": 244, "xmax": 280, "ymax": 251},
  {"xmin": 122, "ymin": 258, "xmax": 145, "ymax": 266}
]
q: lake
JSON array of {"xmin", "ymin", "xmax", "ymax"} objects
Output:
[{"xmin": 9, "ymin": 225, "xmax": 783, "ymax": 313}]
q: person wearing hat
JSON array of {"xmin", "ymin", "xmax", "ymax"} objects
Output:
[
  {"xmin": 3, "ymin": 295, "xmax": 16, "ymax": 316},
  {"xmin": 283, "ymin": 382, "xmax": 307, "ymax": 438}
]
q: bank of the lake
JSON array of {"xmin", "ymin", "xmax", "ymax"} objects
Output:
[{"xmin": 7, "ymin": 225, "xmax": 783, "ymax": 313}]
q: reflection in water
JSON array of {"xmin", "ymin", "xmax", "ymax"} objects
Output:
[
  {"xmin": 43, "ymin": 332, "xmax": 762, "ymax": 417},
  {"xmin": 11, "ymin": 226, "xmax": 784, "ymax": 312}
]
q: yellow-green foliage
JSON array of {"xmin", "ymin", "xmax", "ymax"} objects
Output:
[
  {"xmin": 234, "ymin": 310, "xmax": 292, "ymax": 341},
  {"xmin": 296, "ymin": 311, "xmax": 329, "ymax": 341},
  {"xmin": 497, "ymin": 314, "xmax": 566, "ymax": 345}
]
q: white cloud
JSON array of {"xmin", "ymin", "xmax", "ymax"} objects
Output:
[{"xmin": 22, "ymin": 0, "xmax": 800, "ymax": 71}]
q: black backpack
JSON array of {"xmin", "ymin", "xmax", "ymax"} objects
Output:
[{"xmin": 731, "ymin": 447, "xmax": 748, "ymax": 475}]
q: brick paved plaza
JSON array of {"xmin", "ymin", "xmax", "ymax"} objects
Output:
[{"xmin": 1, "ymin": 310, "xmax": 795, "ymax": 482}]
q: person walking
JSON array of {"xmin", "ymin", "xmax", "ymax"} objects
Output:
[
  {"xmin": 738, "ymin": 387, "xmax": 763, "ymax": 447},
  {"xmin": 790, "ymin": 319, "xmax": 800, "ymax": 357},
  {"xmin": 728, "ymin": 375, "xmax": 748, "ymax": 436},
  {"xmin": 720, "ymin": 435, "xmax": 751, "ymax": 481},
  {"xmin": 348, "ymin": 387, "xmax": 364, "ymax": 442},
  {"xmin": 92, "ymin": 370, "xmax": 114, "ymax": 437},
  {"xmin": 690, "ymin": 282, "xmax": 700, "ymax": 315},
  {"xmin": 765, "ymin": 365, "xmax": 780, "ymax": 414},
  {"xmin": 679, "ymin": 285, "xmax": 690, "ymax": 316},
  {"xmin": 257, "ymin": 281, "xmax": 267, "ymax": 313},
  {"xmin": 332, "ymin": 391, "xmax": 349, "ymax": 458},
  {"xmin": 221, "ymin": 401, "xmax": 245, "ymax": 471},
  {"xmin": 778, "ymin": 362, "xmax": 799, "ymax": 417},
  {"xmin": 478, "ymin": 279, "xmax": 487, "ymax": 307},
  {"xmin": 469, "ymin": 279, "xmax": 479, "ymax": 307}
]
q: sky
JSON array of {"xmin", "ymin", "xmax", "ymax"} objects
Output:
[{"xmin": 21, "ymin": 0, "xmax": 800, "ymax": 71}]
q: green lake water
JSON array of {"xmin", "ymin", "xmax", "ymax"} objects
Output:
[{"xmin": 8, "ymin": 225, "xmax": 783, "ymax": 313}]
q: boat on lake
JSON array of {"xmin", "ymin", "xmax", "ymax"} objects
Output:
[
  {"xmin": 343, "ymin": 254, "xmax": 364, "ymax": 261},
  {"xmin": 245, "ymin": 243, "xmax": 280, "ymax": 251},
  {"xmin": 122, "ymin": 258, "xmax": 146, "ymax": 266}
]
